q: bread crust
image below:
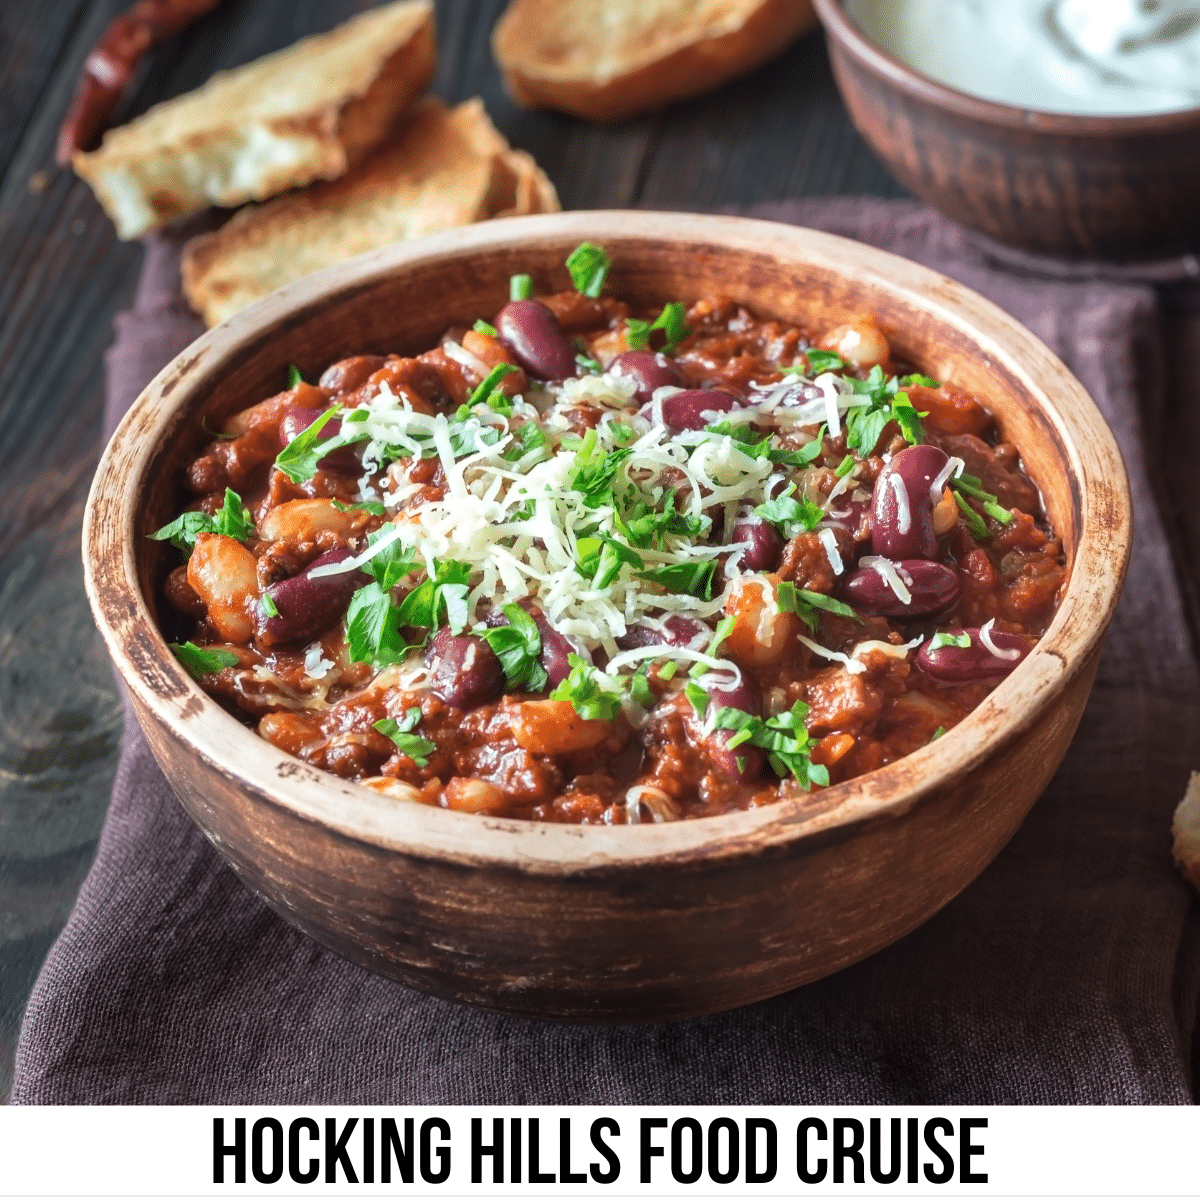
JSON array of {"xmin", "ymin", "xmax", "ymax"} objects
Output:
[
  {"xmin": 492, "ymin": 0, "xmax": 816, "ymax": 122},
  {"xmin": 73, "ymin": 0, "xmax": 436, "ymax": 239},
  {"xmin": 181, "ymin": 98, "xmax": 559, "ymax": 327}
]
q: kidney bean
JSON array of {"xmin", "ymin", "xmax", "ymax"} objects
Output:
[
  {"xmin": 871, "ymin": 444, "xmax": 949, "ymax": 560},
  {"xmin": 647, "ymin": 388, "xmax": 740, "ymax": 431},
  {"xmin": 917, "ymin": 626, "xmax": 1032, "ymax": 683},
  {"xmin": 843, "ymin": 559, "xmax": 959, "ymax": 619},
  {"xmin": 318, "ymin": 355, "xmax": 386, "ymax": 395},
  {"xmin": 706, "ymin": 728, "xmax": 765, "ymax": 784},
  {"xmin": 495, "ymin": 300, "xmax": 577, "ymax": 381},
  {"xmin": 707, "ymin": 671, "xmax": 762, "ymax": 718},
  {"xmin": 425, "ymin": 630, "xmax": 504, "ymax": 708},
  {"xmin": 278, "ymin": 406, "xmax": 361, "ymax": 475},
  {"xmin": 616, "ymin": 614, "xmax": 709, "ymax": 651},
  {"xmin": 730, "ymin": 516, "xmax": 783, "ymax": 572},
  {"xmin": 609, "ymin": 351, "xmax": 682, "ymax": 403},
  {"xmin": 258, "ymin": 547, "xmax": 364, "ymax": 646}
]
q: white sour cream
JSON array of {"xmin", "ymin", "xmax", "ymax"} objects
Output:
[{"xmin": 844, "ymin": 0, "xmax": 1200, "ymax": 116}]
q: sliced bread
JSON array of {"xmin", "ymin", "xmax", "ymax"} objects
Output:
[
  {"xmin": 74, "ymin": 0, "xmax": 436, "ymax": 239},
  {"xmin": 491, "ymin": 0, "xmax": 817, "ymax": 122},
  {"xmin": 181, "ymin": 97, "xmax": 560, "ymax": 327}
]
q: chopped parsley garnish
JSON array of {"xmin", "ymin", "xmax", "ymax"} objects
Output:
[
  {"xmin": 346, "ymin": 582, "xmax": 406, "ymax": 668},
  {"xmin": 931, "ymin": 725, "xmax": 947, "ymax": 741},
  {"xmin": 711, "ymin": 699, "xmax": 829, "ymax": 789},
  {"xmin": 473, "ymin": 319, "xmax": 498, "ymax": 337},
  {"xmin": 628, "ymin": 666, "xmax": 655, "ymax": 710},
  {"xmin": 706, "ymin": 421, "xmax": 826, "ymax": 468},
  {"xmin": 685, "ymin": 680, "xmax": 710, "ymax": 719},
  {"xmin": 636, "ymin": 559, "xmax": 718, "ymax": 601},
  {"xmin": 550, "ymin": 654, "xmax": 622, "ymax": 721},
  {"xmin": 285, "ymin": 363, "xmax": 304, "ymax": 388},
  {"xmin": 900, "ymin": 373, "xmax": 939, "ymax": 388},
  {"xmin": 170, "ymin": 641, "xmax": 239, "ymax": 679},
  {"xmin": 502, "ymin": 420, "xmax": 549, "ymax": 463},
  {"xmin": 149, "ymin": 487, "xmax": 254, "ymax": 554},
  {"xmin": 468, "ymin": 363, "xmax": 519, "ymax": 412},
  {"xmin": 843, "ymin": 365, "xmax": 925, "ymax": 454},
  {"xmin": 274, "ymin": 405, "xmax": 368, "ymax": 484},
  {"xmin": 802, "ymin": 349, "xmax": 845, "ymax": 375},
  {"xmin": 615, "ymin": 492, "xmax": 709, "ymax": 550},
  {"xmin": 565, "ymin": 242, "xmax": 611, "ymax": 298},
  {"xmin": 949, "ymin": 471, "xmax": 1014, "ymax": 527},
  {"xmin": 332, "ymin": 499, "xmax": 387, "ymax": 516},
  {"xmin": 754, "ymin": 483, "xmax": 824, "ymax": 537},
  {"xmin": 952, "ymin": 490, "xmax": 990, "ymax": 541},
  {"xmin": 362, "ymin": 529, "xmax": 421, "ymax": 591},
  {"xmin": 479, "ymin": 604, "xmax": 548, "ymax": 692},
  {"xmin": 575, "ymin": 353, "xmax": 602, "ymax": 374},
  {"xmin": 930, "ymin": 630, "xmax": 972, "ymax": 650},
  {"xmin": 625, "ymin": 301, "xmax": 690, "ymax": 354},
  {"xmin": 259, "ymin": 593, "xmax": 279, "ymax": 619},
  {"xmin": 510, "ymin": 273, "xmax": 533, "ymax": 301},
  {"xmin": 394, "ymin": 560, "xmax": 472, "ymax": 633},
  {"xmin": 834, "ymin": 454, "xmax": 855, "ymax": 478},
  {"xmin": 576, "ymin": 535, "xmax": 644, "ymax": 589},
  {"xmin": 374, "ymin": 707, "xmax": 435, "ymax": 767},
  {"xmin": 777, "ymin": 580, "xmax": 861, "ymax": 635},
  {"xmin": 567, "ymin": 429, "xmax": 631, "ymax": 506}
]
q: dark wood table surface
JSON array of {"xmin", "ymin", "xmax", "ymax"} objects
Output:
[{"xmin": 1, "ymin": 1, "xmax": 1196, "ymax": 1104}]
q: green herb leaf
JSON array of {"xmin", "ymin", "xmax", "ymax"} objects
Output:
[
  {"xmin": 568, "ymin": 429, "xmax": 631, "ymax": 506},
  {"xmin": 510, "ymin": 273, "xmax": 533, "ymax": 301},
  {"xmin": 259, "ymin": 592, "xmax": 279, "ymax": 618},
  {"xmin": 502, "ymin": 420, "xmax": 549, "ymax": 463},
  {"xmin": 346, "ymin": 582, "xmax": 407, "ymax": 668},
  {"xmin": 170, "ymin": 641, "xmax": 240, "ymax": 679},
  {"xmin": 628, "ymin": 666, "xmax": 655, "ymax": 710},
  {"xmin": 363, "ymin": 529, "xmax": 422, "ymax": 592},
  {"xmin": 948, "ymin": 471, "xmax": 1013, "ymax": 527},
  {"xmin": 473, "ymin": 319, "xmax": 498, "ymax": 337},
  {"xmin": 575, "ymin": 353, "xmax": 602, "ymax": 374},
  {"xmin": 900, "ymin": 373, "xmax": 939, "ymax": 388},
  {"xmin": 952, "ymin": 489, "xmax": 990, "ymax": 540},
  {"xmin": 626, "ymin": 302, "xmax": 690, "ymax": 353},
  {"xmin": 480, "ymin": 604, "xmax": 548, "ymax": 692},
  {"xmin": 754, "ymin": 483, "xmax": 824, "ymax": 537},
  {"xmin": 931, "ymin": 725, "xmax": 947, "ymax": 741},
  {"xmin": 565, "ymin": 242, "xmax": 611, "ymax": 298},
  {"xmin": 891, "ymin": 393, "xmax": 924, "ymax": 445},
  {"xmin": 834, "ymin": 454, "xmax": 855, "ymax": 478},
  {"xmin": 576, "ymin": 535, "xmax": 644, "ymax": 589},
  {"xmin": 803, "ymin": 349, "xmax": 845, "ymax": 375},
  {"xmin": 549, "ymin": 654, "xmax": 621, "ymax": 721},
  {"xmin": 777, "ymin": 580, "xmax": 861, "ymax": 635},
  {"xmin": 635, "ymin": 560, "xmax": 718, "ymax": 601},
  {"xmin": 331, "ymin": 499, "xmax": 387, "ymax": 516},
  {"xmin": 930, "ymin": 630, "xmax": 972, "ymax": 650},
  {"xmin": 710, "ymin": 699, "xmax": 828, "ymax": 789},
  {"xmin": 373, "ymin": 710, "xmax": 435, "ymax": 767},
  {"xmin": 771, "ymin": 427, "xmax": 827, "ymax": 468},
  {"xmin": 685, "ymin": 680, "xmax": 710, "ymax": 719},
  {"xmin": 274, "ymin": 405, "xmax": 369, "ymax": 484},
  {"xmin": 149, "ymin": 488, "xmax": 254, "ymax": 555},
  {"xmin": 393, "ymin": 560, "xmax": 473, "ymax": 633},
  {"xmin": 468, "ymin": 362, "xmax": 519, "ymax": 412},
  {"xmin": 286, "ymin": 363, "xmax": 304, "ymax": 388}
]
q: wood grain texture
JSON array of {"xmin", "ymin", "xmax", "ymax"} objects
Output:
[{"xmin": 84, "ymin": 214, "xmax": 1131, "ymax": 1020}]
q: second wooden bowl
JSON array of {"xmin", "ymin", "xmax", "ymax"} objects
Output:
[
  {"xmin": 83, "ymin": 212, "xmax": 1131, "ymax": 1021},
  {"xmin": 815, "ymin": 0, "xmax": 1200, "ymax": 260}
]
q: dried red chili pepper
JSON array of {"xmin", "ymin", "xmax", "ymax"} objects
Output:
[{"xmin": 56, "ymin": 0, "xmax": 227, "ymax": 167}]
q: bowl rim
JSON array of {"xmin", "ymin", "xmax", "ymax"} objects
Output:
[
  {"xmin": 813, "ymin": 0, "xmax": 1200, "ymax": 134},
  {"xmin": 83, "ymin": 209, "xmax": 1132, "ymax": 875}
]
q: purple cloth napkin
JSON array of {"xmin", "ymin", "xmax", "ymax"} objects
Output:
[{"xmin": 13, "ymin": 198, "xmax": 1200, "ymax": 1104}]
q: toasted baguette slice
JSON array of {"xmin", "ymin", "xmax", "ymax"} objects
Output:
[
  {"xmin": 181, "ymin": 98, "xmax": 559, "ymax": 327},
  {"xmin": 492, "ymin": 0, "xmax": 816, "ymax": 122},
  {"xmin": 74, "ymin": 0, "xmax": 436, "ymax": 239}
]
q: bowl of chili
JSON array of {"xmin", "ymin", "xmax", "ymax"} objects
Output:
[{"xmin": 84, "ymin": 211, "xmax": 1130, "ymax": 1021}]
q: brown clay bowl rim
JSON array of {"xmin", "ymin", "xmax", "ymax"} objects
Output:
[
  {"xmin": 83, "ymin": 210, "xmax": 1131, "ymax": 875},
  {"xmin": 814, "ymin": 0, "xmax": 1200, "ymax": 134}
]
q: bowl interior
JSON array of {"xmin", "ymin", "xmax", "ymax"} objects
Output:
[{"xmin": 89, "ymin": 211, "xmax": 1130, "ymax": 869}]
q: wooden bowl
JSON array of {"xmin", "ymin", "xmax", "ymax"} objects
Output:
[
  {"xmin": 83, "ymin": 211, "xmax": 1130, "ymax": 1021},
  {"xmin": 814, "ymin": 0, "xmax": 1200, "ymax": 260}
]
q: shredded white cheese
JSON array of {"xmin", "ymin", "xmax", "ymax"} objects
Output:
[
  {"xmin": 860, "ymin": 554, "xmax": 913, "ymax": 605},
  {"xmin": 818, "ymin": 528, "xmax": 845, "ymax": 576},
  {"xmin": 979, "ymin": 618, "xmax": 1021, "ymax": 660},
  {"xmin": 797, "ymin": 633, "xmax": 868, "ymax": 675}
]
